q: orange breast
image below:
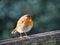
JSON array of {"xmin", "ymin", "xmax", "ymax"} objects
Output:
[{"xmin": 25, "ymin": 19, "xmax": 33, "ymax": 26}]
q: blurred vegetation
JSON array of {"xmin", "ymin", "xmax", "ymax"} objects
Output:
[{"xmin": 0, "ymin": 0, "xmax": 60, "ymax": 40}]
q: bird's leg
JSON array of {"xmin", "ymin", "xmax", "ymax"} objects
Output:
[
  {"xmin": 19, "ymin": 33, "xmax": 23, "ymax": 38},
  {"xmin": 24, "ymin": 32, "xmax": 28, "ymax": 37},
  {"xmin": 24, "ymin": 32, "xmax": 30, "ymax": 39}
]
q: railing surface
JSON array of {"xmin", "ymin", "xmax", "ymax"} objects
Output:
[{"xmin": 0, "ymin": 30, "xmax": 60, "ymax": 45}]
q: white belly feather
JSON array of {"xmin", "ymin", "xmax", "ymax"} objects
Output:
[{"xmin": 17, "ymin": 23, "xmax": 32, "ymax": 33}]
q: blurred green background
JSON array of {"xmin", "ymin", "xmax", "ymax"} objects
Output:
[{"xmin": 0, "ymin": 0, "xmax": 60, "ymax": 40}]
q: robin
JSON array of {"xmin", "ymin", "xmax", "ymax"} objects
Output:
[{"xmin": 11, "ymin": 14, "xmax": 33, "ymax": 38}]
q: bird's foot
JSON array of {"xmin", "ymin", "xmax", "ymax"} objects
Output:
[
  {"xmin": 24, "ymin": 35, "xmax": 28, "ymax": 37},
  {"xmin": 19, "ymin": 36, "xmax": 23, "ymax": 38},
  {"xmin": 24, "ymin": 36, "xmax": 31, "ymax": 39}
]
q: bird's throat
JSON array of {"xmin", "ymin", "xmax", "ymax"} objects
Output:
[{"xmin": 25, "ymin": 19, "xmax": 33, "ymax": 26}]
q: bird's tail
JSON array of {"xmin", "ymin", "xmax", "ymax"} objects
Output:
[{"xmin": 11, "ymin": 29, "xmax": 17, "ymax": 34}]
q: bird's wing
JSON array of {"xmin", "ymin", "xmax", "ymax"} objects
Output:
[{"xmin": 16, "ymin": 16, "xmax": 27, "ymax": 27}]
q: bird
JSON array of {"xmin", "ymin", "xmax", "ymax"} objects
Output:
[{"xmin": 11, "ymin": 14, "xmax": 33, "ymax": 38}]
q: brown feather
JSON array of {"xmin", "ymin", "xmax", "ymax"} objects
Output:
[{"xmin": 11, "ymin": 29, "xmax": 17, "ymax": 34}]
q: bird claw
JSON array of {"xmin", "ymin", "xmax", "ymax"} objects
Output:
[
  {"xmin": 19, "ymin": 36, "xmax": 23, "ymax": 38},
  {"xmin": 24, "ymin": 35, "xmax": 28, "ymax": 37}
]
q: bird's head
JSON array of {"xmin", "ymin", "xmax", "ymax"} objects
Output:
[
  {"xmin": 23, "ymin": 14, "xmax": 33, "ymax": 26},
  {"xmin": 23, "ymin": 14, "xmax": 31, "ymax": 19}
]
